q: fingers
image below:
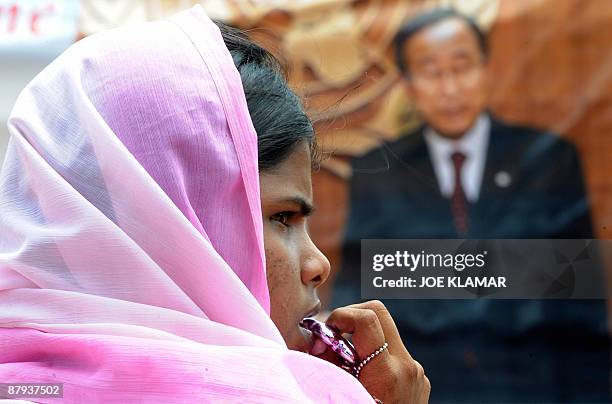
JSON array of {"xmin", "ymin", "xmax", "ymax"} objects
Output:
[
  {"xmin": 344, "ymin": 300, "xmax": 408, "ymax": 357},
  {"xmin": 325, "ymin": 306, "xmax": 386, "ymax": 359},
  {"xmin": 325, "ymin": 300, "xmax": 431, "ymax": 403},
  {"xmin": 411, "ymin": 360, "xmax": 430, "ymax": 404},
  {"xmin": 422, "ymin": 375, "xmax": 431, "ymax": 403}
]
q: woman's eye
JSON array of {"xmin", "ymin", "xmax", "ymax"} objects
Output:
[{"xmin": 271, "ymin": 212, "xmax": 294, "ymax": 227}]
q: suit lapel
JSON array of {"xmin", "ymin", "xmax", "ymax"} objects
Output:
[
  {"xmin": 394, "ymin": 128, "xmax": 443, "ymax": 197},
  {"xmin": 479, "ymin": 117, "xmax": 516, "ymax": 202}
]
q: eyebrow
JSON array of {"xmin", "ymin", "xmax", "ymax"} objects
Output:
[
  {"xmin": 451, "ymin": 49, "xmax": 472, "ymax": 59},
  {"xmin": 282, "ymin": 196, "xmax": 315, "ymax": 217}
]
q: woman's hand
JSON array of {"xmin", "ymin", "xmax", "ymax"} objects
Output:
[{"xmin": 315, "ymin": 300, "xmax": 430, "ymax": 404}]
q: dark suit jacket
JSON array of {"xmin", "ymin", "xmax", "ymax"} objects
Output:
[{"xmin": 333, "ymin": 116, "xmax": 610, "ymax": 403}]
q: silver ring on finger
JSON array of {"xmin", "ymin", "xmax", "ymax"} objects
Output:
[{"xmin": 353, "ymin": 342, "xmax": 389, "ymax": 379}]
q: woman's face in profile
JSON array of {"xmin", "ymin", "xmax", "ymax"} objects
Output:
[{"xmin": 259, "ymin": 141, "xmax": 331, "ymax": 352}]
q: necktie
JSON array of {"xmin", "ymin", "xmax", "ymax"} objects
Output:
[{"xmin": 451, "ymin": 151, "xmax": 468, "ymax": 236}]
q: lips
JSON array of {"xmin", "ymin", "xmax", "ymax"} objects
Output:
[
  {"xmin": 296, "ymin": 300, "xmax": 321, "ymax": 353},
  {"xmin": 303, "ymin": 301, "xmax": 321, "ymax": 320},
  {"xmin": 441, "ymin": 106, "xmax": 468, "ymax": 116}
]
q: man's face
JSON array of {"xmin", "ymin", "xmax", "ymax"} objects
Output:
[
  {"xmin": 259, "ymin": 141, "xmax": 330, "ymax": 352},
  {"xmin": 403, "ymin": 17, "xmax": 488, "ymax": 138}
]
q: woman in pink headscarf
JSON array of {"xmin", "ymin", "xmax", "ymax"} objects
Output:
[{"xmin": 0, "ymin": 6, "xmax": 429, "ymax": 403}]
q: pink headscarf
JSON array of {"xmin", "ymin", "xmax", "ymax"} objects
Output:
[{"xmin": 0, "ymin": 6, "xmax": 372, "ymax": 403}]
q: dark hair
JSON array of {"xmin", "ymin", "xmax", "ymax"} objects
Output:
[
  {"xmin": 216, "ymin": 22, "xmax": 317, "ymax": 171},
  {"xmin": 394, "ymin": 8, "xmax": 488, "ymax": 76}
]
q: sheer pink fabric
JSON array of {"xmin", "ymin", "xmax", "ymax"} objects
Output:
[{"xmin": 0, "ymin": 6, "xmax": 372, "ymax": 403}]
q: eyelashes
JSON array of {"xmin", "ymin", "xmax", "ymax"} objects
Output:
[{"xmin": 271, "ymin": 211, "xmax": 297, "ymax": 228}]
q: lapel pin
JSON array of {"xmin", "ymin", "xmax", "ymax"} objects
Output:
[{"xmin": 494, "ymin": 171, "xmax": 512, "ymax": 188}]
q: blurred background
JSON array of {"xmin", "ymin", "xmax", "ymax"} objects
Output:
[
  {"xmin": 2, "ymin": 0, "xmax": 611, "ymax": 263},
  {"xmin": 2, "ymin": 0, "xmax": 612, "ymax": 402}
]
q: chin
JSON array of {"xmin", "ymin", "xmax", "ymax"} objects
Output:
[
  {"xmin": 442, "ymin": 130, "xmax": 468, "ymax": 139},
  {"xmin": 284, "ymin": 325, "xmax": 311, "ymax": 353},
  {"xmin": 436, "ymin": 122, "xmax": 473, "ymax": 138},
  {"xmin": 430, "ymin": 114, "xmax": 478, "ymax": 138}
]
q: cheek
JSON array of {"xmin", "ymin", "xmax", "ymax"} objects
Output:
[
  {"xmin": 412, "ymin": 91, "xmax": 439, "ymax": 116},
  {"xmin": 264, "ymin": 230, "xmax": 303, "ymax": 336},
  {"xmin": 265, "ymin": 245, "xmax": 293, "ymax": 307},
  {"xmin": 264, "ymin": 227, "xmax": 300, "ymax": 292},
  {"xmin": 465, "ymin": 76, "xmax": 488, "ymax": 105},
  {"xmin": 475, "ymin": 85, "xmax": 489, "ymax": 109}
]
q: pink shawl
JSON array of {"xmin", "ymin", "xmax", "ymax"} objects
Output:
[{"xmin": 0, "ymin": 6, "xmax": 371, "ymax": 403}]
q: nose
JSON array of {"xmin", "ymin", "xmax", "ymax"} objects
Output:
[
  {"xmin": 439, "ymin": 71, "xmax": 460, "ymax": 96},
  {"xmin": 300, "ymin": 235, "xmax": 331, "ymax": 288}
]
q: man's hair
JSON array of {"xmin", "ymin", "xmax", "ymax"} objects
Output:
[{"xmin": 394, "ymin": 8, "xmax": 488, "ymax": 77}]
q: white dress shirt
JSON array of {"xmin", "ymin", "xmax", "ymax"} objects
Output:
[{"xmin": 423, "ymin": 114, "xmax": 490, "ymax": 203}]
